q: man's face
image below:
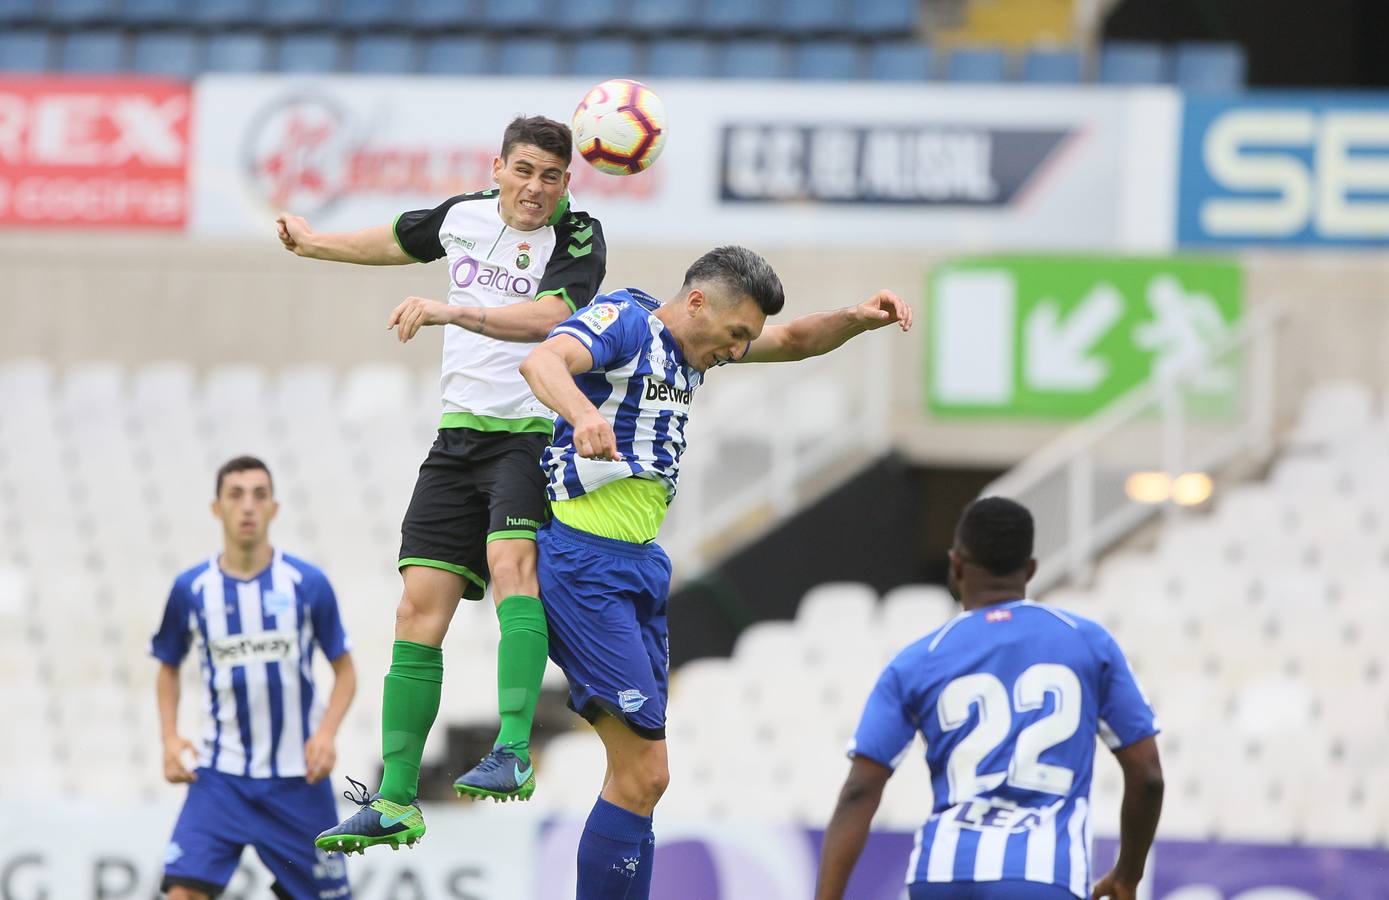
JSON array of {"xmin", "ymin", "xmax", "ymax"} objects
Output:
[
  {"xmin": 679, "ymin": 289, "xmax": 767, "ymax": 372},
  {"xmin": 492, "ymin": 143, "xmax": 571, "ymax": 231},
  {"xmin": 212, "ymin": 469, "xmax": 277, "ymax": 549}
]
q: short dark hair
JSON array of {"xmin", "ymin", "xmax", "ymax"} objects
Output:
[
  {"xmin": 501, "ymin": 115, "xmax": 573, "ymax": 167},
  {"xmin": 216, "ymin": 456, "xmax": 273, "ymax": 497},
  {"xmin": 956, "ymin": 497, "xmax": 1034, "ymax": 576},
  {"xmin": 680, "ymin": 245, "xmax": 785, "ymax": 316}
]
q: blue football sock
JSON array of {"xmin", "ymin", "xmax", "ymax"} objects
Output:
[
  {"xmin": 576, "ymin": 797, "xmax": 652, "ymax": 900},
  {"xmin": 629, "ymin": 827, "xmax": 656, "ymax": 900}
]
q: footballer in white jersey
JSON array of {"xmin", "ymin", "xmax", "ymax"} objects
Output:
[{"xmin": 279, "ymin": 115, "xmax": 607, "ymax": 855}]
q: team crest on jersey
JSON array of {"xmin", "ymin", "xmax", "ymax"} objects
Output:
[
  {"xmin": 618, "ymin": 689, "xmax": 648, "ymax": 713},
  {"xmin": 578, "ymin": 303, "xmax": 622, "ymax": 334},
  {"xmin": 263, "ymin": 590, "xmax": 294, "ymax": 618},
  {"xmin": 985, "ymin": 609, "xmax": 1013, "ymax": 622},
  {"xmin": 516, "ymin": 242, "xmax": 531, "ymax": 270}
]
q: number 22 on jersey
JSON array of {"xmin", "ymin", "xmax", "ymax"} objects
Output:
[{"xmin": 938, "ymin": 663, "xmax": 1083, "ymax": 805}]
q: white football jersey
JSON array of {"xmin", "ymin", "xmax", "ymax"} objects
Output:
[{"xmin": 394, "ymin": 190, "xmax": 606, "ymax": 432}]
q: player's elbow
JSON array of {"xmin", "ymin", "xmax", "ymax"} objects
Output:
[
  {"xmin": 519, "ymin": 349, "xmax": 545, "ymax": 386},
  {"xmin": 838, "ymin": 775, "xmax": 884, "ymax": 808}
]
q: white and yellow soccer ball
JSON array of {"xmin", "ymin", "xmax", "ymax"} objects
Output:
[{"xmin": 571, "ymin": 79, "xmax": 667, "ymax": 176}]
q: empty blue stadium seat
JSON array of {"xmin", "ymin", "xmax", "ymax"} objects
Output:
[
  {"xmin": 1174, "ymin": 41, "xmax": 1245, "ymax": 91},
  {"xmin": 644, "ymin": 38, "xmax": 715, "ymax": 78},
  {"xmin": 570, "ymin": 37, "xmax": 639, "ymax": 77},
  {"xmin": 554, "ymin": 0, "xmax": 619, "ymax": 32},
  {"xmin": 721, "ymin": 39, "xmax": 788, "ymax": 79},
  {"xmin": 481, "ymin": 0, "xmax": 550, "ymax": 29},
  {"xmin": 630, "ymin": 0, "xmax": 699, "ymax": 33},
  {"xmin": 705, "ymin": 0, "xmax": 774, "ymax": 33},
  {"xmin": 422, "ymin": 35, "xmax": 490, "ymax": 75},
  {"xmin": 0, "ymin": 29, "xmax": 50, "ymax": 70},
  {"xmin": 1099, "ymin": 41, "xmax": 1167, "ymax": 84},
  {"xmin": 122, "ymin": 0, "xmax": 188, "ymax": 25},
  {"xmin": 58, "ymin": 30, "xmax": 126, "ymax": 72},
  {"xmin": 413, "ymin": 0, "xmax": 477, "ymax": 27},
  {"xmin": 947, "ymin": 46, "xmax": 1007, "ymax": 82},
  {"xmin": 205, "ymin": 31, "xmax": 270, "ymax": 72},
  {"xmin": 261, "ymin": 0, "xmax": 332, "ymax": 28},
  {"xmin": 867, "ymin": 41, "xmax": 931, "ymax": 81},
  {"xmin": 849, "ymin": 0, "xmax": 917, "ymax": 36},
  {"xmin": 50, "ymin": 0, "xmax": 111, "ymax": 24},
  {"xmin": 495, "ymin": 37, "xmax": 564, "ymax": 77},
  {"xmin": 131, "ymin": 31, "xmax": 200, "ymax": 78},
  {"xmin": 0, "ymin": 0, "xmax": 41, "ymax": 25},
  {"xmin": 276, "ymin": 33, "xmax": 342, "ymax": 72},
  {"xmin": 349, "ymin": 35, "xmax": 417, "ymax": 73},
  {"xmin": 190, "ymin": 0, "xmax": 257, "ymax": 26},
  {"xmin": 779, "ymin": 0, "xmax": 840, "ymax": 35},
  {"xmin": 793, "ymin": 41, "xmax": 861, "ymax": 80},
  {"xmin": 1021, "ymin": 47, "xmax": 1081, "ymax": 83},
  {"xmin": 339, "ymin": 0, "xmax": 396, "ymax": 29}
]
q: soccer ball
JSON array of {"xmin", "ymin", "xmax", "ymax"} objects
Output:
[{"xmin": 571, "ymin": 79, "xmax": 667, "ymax": 176}]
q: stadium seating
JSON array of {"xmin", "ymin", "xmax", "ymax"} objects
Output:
[
  {"xmin": 571, "ymin": 37, "xmax": 641, "ymax": 78},
  {"xmin": 0, "ymin": 29, "xmax": 50, "ymax": 69},
  {"xmin": 1021, "ymin": 46, "xmax": 1083, "ymax": 83},
  {"xmin": 536, "ymin": 381, "xmax": 1389, "ymax": 842},
  {"xmin": 866, "ymin": 41, "xmax": 933, "ymax": 81},
  {"xmin": 422, "ymin": 35, "xmax": 492, "ymax": 75},
  {"xmin": 1173, "ymin": 41, "xmax": 1247, "ymax": 92},
  {"xmin": 793, "ymin": 41, "xmax": 862, "ymax": 81},
  {"xmin": 720, "ymin": 39, "xmax": 790, "ymax": 79},
  {"xmin": 946, "ymin": 45, "xmax": 1009, "ymax": 82},
  {"xmin": 131, "ymin": 31, "xmax": 201, "ymax": 79},
  {"xmin": 347, "ymin": 34, "xmax": 419, "ymax": 74},
  {"xmin": 1098, "ymin": 40, "xmax": 1168, "ymax": 85},
  {"xmin": 57, "ymin": 29, "xmax": 126, "ymax": 72},
  {"xmin": 645, "ymin": 38, "xmax": 717, "ymax": 79}
]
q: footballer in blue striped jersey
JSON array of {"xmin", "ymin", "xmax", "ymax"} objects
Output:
[
  {"xmin": 519, "ymin": 245, "xmax": 913, "ymax": 900},
  {"xmin": 152, "ymin": 456, "xmax": 357, "ymax": 900},
  {"xmin": 816, "ymin": 498, "xmax": 1164, "ymax": 900}
]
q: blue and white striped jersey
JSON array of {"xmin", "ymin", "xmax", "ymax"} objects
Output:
[
  {"xmin": 150, "ymin": 550, "xmax": 351, "ymax": 780},
  {"xmin": 544, "ymin": 288, "xmax": 703, "ymax": 504},
  {"xmin": 851, "ymin": 600, "xmax": 1158, "ymax": 899}
]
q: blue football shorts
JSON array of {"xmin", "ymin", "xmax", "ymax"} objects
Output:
[
  {"xmin": 537, "ymin": 519, "xmax": 673, "ymax": 741},
  {"xmin": 162, "ymin": 767, "xmax": 350, "ymax": 899}
]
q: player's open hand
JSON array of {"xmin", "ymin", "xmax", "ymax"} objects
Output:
[
  {"xmin": 573, "ymin": 411, "xmax": 622, "ymax": 461},
  {"xmin": 276, "ymin": 212, "xmax": 315, "ymax": 256},
  {"xmin": 1091, "ymin": 868, "xmax": 1139, "ymax": 900},
  {"xmin": 162, "ymin": 735, "xmax": 198, "ymax": 784},
  {"xmin": 304, "ymin": 731, "xmax": 337, "ymax": 784},
  {"xmin": 389, "ymin": 296, "xmax": 455, "ymax": 343},
  {"xmin": 855, "ymin": 290, "xmax": 913, "ymax": 333}
]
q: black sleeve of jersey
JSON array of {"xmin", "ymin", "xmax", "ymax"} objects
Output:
[
  {"xmin": 537, "ymin": 210, "xmax": 607, "ymax": 313},
  {"xmin": 393, "ymin": 189, "xmax": 498, "ymax": 263}
]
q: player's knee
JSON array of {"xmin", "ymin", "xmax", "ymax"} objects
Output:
[
  {"xmin": 627, "ymin": 754, "xmax": 669, "ymax": 804},
  {"xmin": 487, "ymin": 548, "xmax": 538, "ymax": 598}
]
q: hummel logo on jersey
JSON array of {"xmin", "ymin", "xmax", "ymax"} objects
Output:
[
  {"xmin": 209, "ymin": 633, "xmax": 297, "ymax": 665},
  {"xmin": 644, "ymin": 378, "xmax": 692, "ymax": 406}
]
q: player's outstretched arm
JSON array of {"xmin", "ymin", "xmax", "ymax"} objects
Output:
[
  {"xmin": 276, "ymin": 213, "xmax": 413, "ymax": 265},
  {"xmin": 304, "ymin": 651, "xmax": 356, "ymax": 784},
  {"xmin": 1092, "ymin": 735, "xmax": 1164, "ymax": 900},
  {"xmin": 814, "ymin": 756, "xmax": 892, "ymax": 900},
  {"xmin": 155, "ymin": 662, "xmax": 197, "ymax": 784},
  {"xmin": 521, "ymin": 335, "xmax": 622, "ymax": 461},
  {"xmin": 738, "ymin": 290, "xmax": 913, "ymax": 364},
  {"xmin": 388, "ymin": 296, "xmax": 574, "ymax": 344}
]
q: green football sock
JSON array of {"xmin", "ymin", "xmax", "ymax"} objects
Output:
[
  {"xmin": 493, "ymin": 595, "xmax": 549, "ymax": 764},
  {"xmin": 378, "ymin": 640, "xmax": 443, "ymax": 805}
]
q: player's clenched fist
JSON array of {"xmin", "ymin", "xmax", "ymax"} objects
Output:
[
  {"xmin": 1091, "ymin": 869, "xmax": 1139, "ymax": 900},
  {"xmin": 854, "ymin": 290, "xmax": 913, "ymax": 332},
  {"xmin": 162, "ymin": 735, "xmax": 198, "ymax": 784},
  {"xmin": 572, "ymin": 410, "xmax": 622, "ymax": 461},
  {"xmin": 275, "ymin": 212, "xmax": 314, "ymax": 256},
  {"xmin": 389, "ymin": 296, "xmax": 455, "ymax": 343}
]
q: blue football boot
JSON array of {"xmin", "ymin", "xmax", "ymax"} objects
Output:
[
  {"xmin": 314, "ymin": 776, "xmax": 425, "ymax": 855},
  {"xmin": 454, "ymin": 742, "xmax": 536, "ymax": 802}
]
